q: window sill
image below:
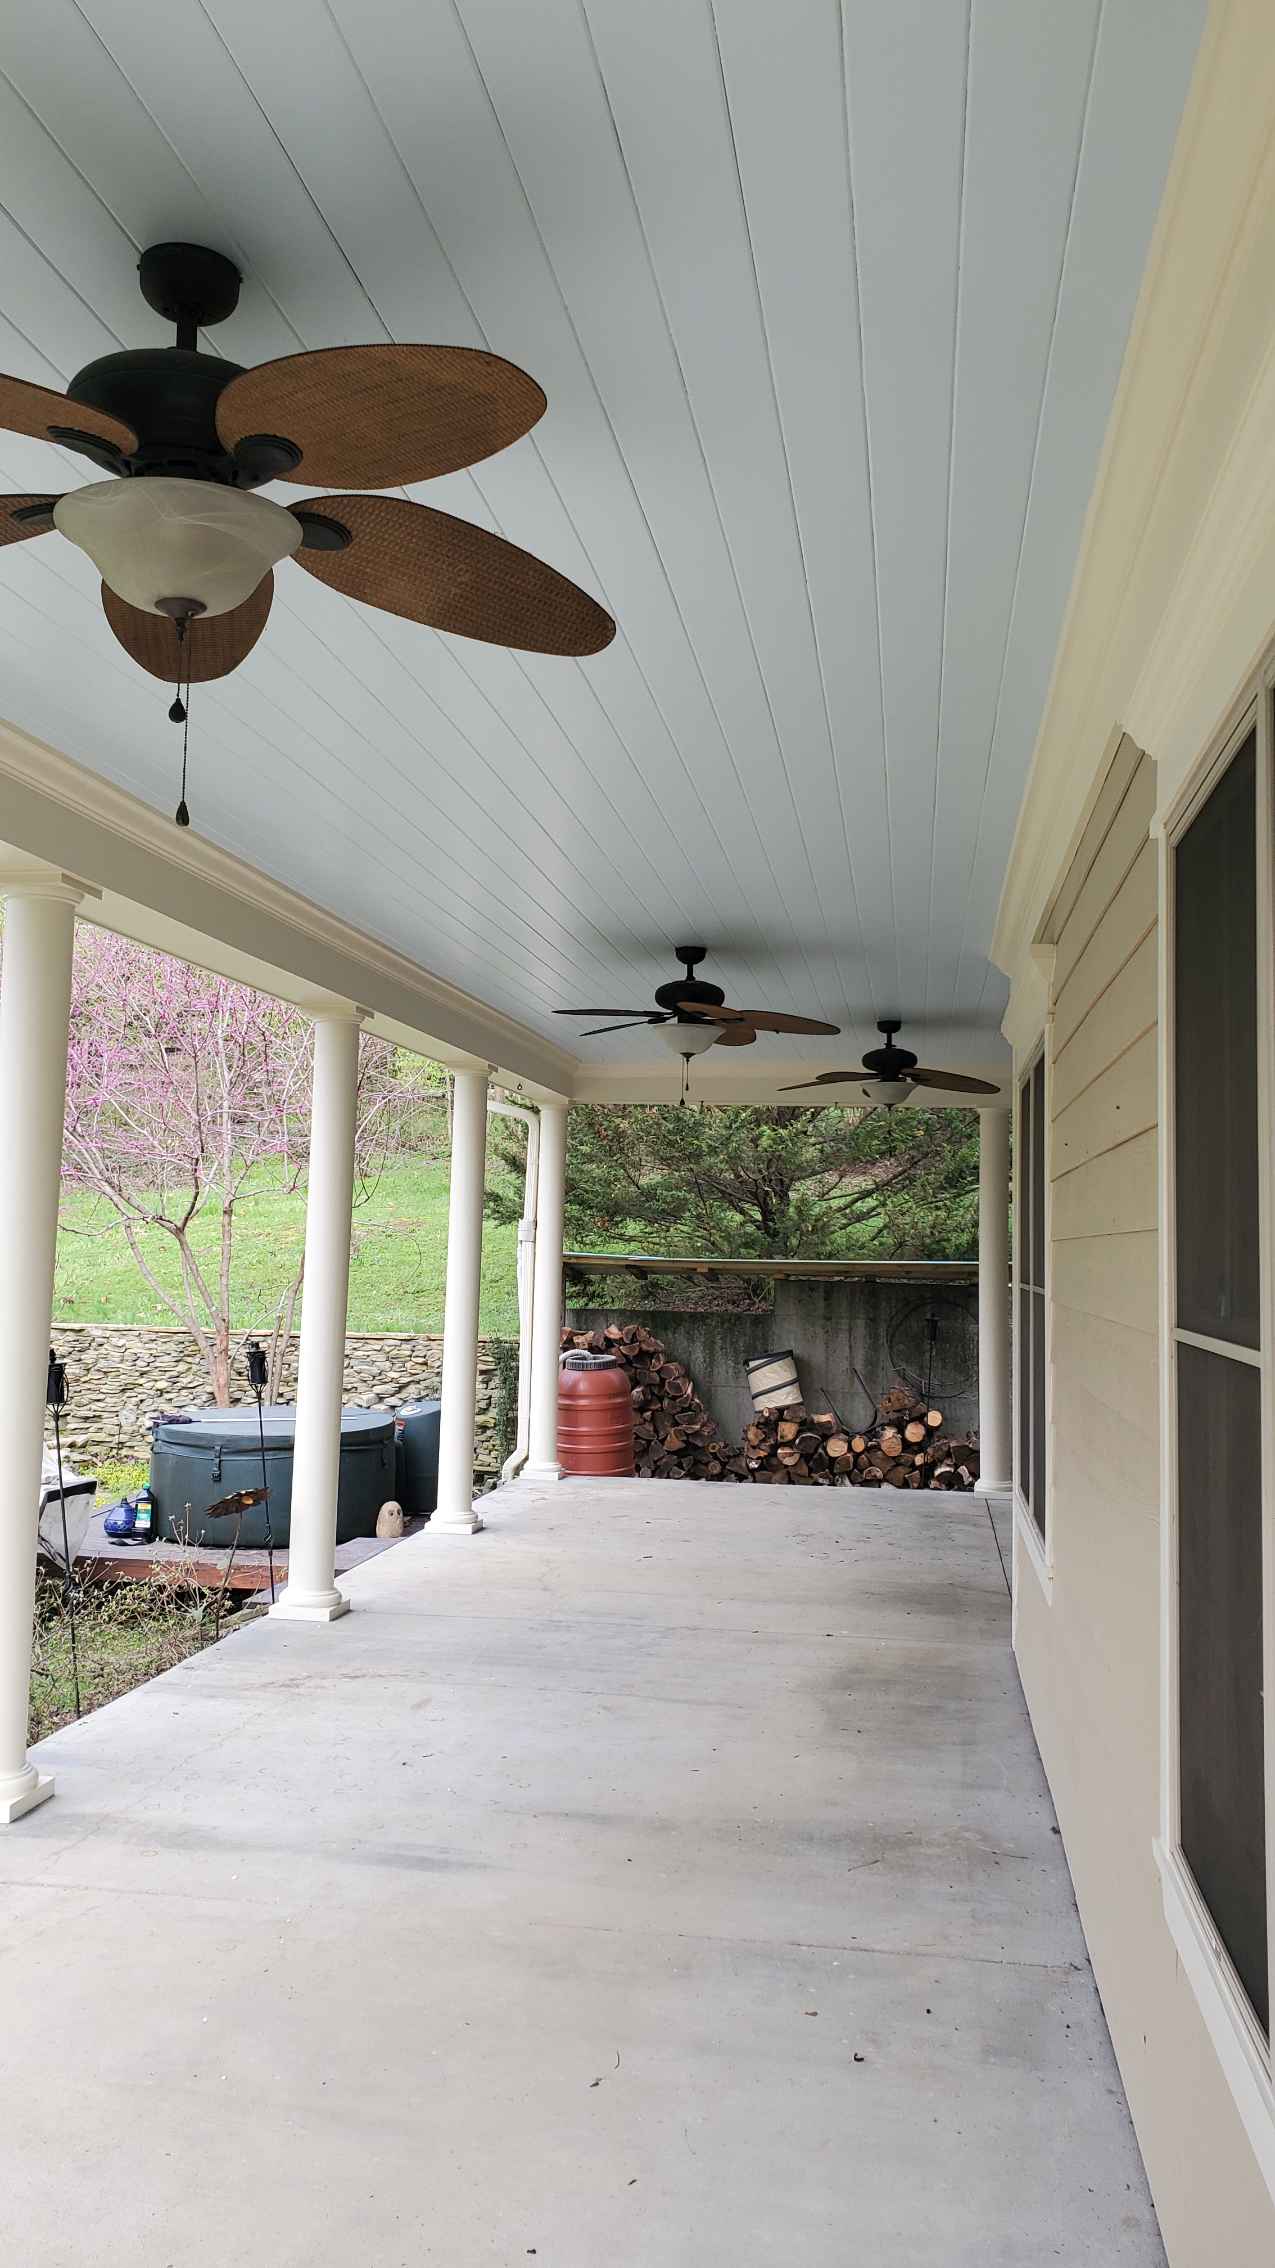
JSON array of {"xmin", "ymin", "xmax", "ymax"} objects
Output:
[
  {"xmin": 1155, "ymin": 1838, "xmax": 1275, "ymax": 2204},
  {"xmin": 1013, "ymin": 1488, "xmax": 1052, "ymax": 1604}
]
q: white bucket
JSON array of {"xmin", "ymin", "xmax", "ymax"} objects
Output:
[{"xmin": 746, "ymin": 1349, "xmax": 803, "ymax": 1412}]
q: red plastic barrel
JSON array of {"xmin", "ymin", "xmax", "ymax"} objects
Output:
[{"xmin": 558, "ymin": 1351, "xmax": 635, "ymax": 1476}]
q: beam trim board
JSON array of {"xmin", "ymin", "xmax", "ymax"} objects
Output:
[
  {"xmin": 563, "ymin": 1251, "xmax": 979, "ymax": 1283},
  {"xmin": 0, "ymin": 717, "xmax": 574, "ymax": 1094},
  {"xmin": 570, "ymin": 1063, "xmax": 1009, "ymax": 1107}
]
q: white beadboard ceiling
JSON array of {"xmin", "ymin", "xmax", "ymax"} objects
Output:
[{"xmin": 0, "ymin": 0, "xmax": 1203, "ymax": 1074}]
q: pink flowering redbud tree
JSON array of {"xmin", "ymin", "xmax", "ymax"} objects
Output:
[{"xmin": 59, "ymin": 925, "xmax": 437, "ymax": 1402}]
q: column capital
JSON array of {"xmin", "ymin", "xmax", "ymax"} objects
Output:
[
  {"xmin": 0, "ymin": 867, "xmax": 96, "ymax": 909},
  {"xmin": 299, "ymin": 996, "xmax": 370, "ymax": 1027}
]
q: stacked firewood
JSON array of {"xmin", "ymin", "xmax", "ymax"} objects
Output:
[
  {"xmin": 745, "ymin": 1385, "xmax": 980, "ymax": 1490},
  {"xmin": 560, "ymin": 1324, "xmax": 749, "ymax": 1481},
  {"xmin": 559, "ymin": 1326, "xmax": 979, "ymax": 1491}
]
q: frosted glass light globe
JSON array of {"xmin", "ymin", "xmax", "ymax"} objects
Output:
[
  {"xmin": 54, "ymin": 477, "xmax": 302, "ymax": 617},
  {"xmin": 660, "ymin": 1019, "xmax": 718, "ymax": 1057},
  {"xmin": 864, "ymin": 1077, "xmax": 913, "ymax": 1110}
]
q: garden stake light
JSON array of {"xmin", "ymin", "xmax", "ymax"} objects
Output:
[
  {"xmin": 46, "ymin": 1347, "xmax": 81, "ymax": 1719},
  {"xmin": 244, "ymin": 1338, "xmax": 275, "ymax": 1604}
]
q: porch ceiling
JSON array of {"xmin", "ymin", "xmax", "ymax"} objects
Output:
[{"xmin": 0, "ymin": 1, "xmax": 1202, "ymax": 1091}]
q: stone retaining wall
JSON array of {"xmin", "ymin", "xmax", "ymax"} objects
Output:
[{"xmin": 45, "ymin": 1325, "xmax": 502, "ymax": 1471}]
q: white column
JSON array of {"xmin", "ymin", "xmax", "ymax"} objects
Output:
[
  {"xmin": 975, "ymin": 1105, "xmax": 1013, "ymax": 1496},
  {"xmin": 271, "ymin": 1006, "xmax": 363, "ymax": 1621},
  {"xmin": 525, "ymin": 1099, "xmax": 567, "ymax": 1482},
  {"xmin": 0, "ymin": 878, "xmax": 80, "ymax": 1820},
  {"xmin": 434, "ymin": 1068, "xmax": 489, "ymax": 1532},
  {"xmin": 512, "ymin": 1111, "xmax": 540, "ymax": 1473}
]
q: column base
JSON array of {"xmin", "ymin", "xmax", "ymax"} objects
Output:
[
  {"xmin": 974, "ymin": 1478, "xmax": 1012, "ymax": 1498},
  {"xmin": 269, "ymin": 1589, "xmax": 350, "ymax": 1623},
  {"xmin": 431, "ymin": 1512, "xmax": 484, "ymax": 1534},
  {"xmin": 521, "ymin": 1461, "xmax": 563, "ymax": 1483},
  {"xmin": 0, "ymin": 1770, "xmax": 54, "ymax": 1824}
]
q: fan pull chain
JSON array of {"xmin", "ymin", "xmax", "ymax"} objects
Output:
[{"xmin": 171, "ymin": 619, "xmax": 192, "ymax": 828}]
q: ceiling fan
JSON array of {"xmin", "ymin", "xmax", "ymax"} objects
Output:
[
  {"xmin": 556, "ymin": 945, "xmax": 840, "ymax": 1058},
  {"xmin": 779, "ymin": 1019, "xmax": 999, "ymax": 1109},
  {"xmin": 0, "ymin": 242, "xmax": 614, "ymax": 819}
]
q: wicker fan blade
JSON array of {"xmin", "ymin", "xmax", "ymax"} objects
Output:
[
  {"xmin": 0, "ymin": 372, "xmax": 135, "ymax": 456},
  {"xmin": 101, "ymin": 574, "xmax": 274, "ymax": 683},
  {"xmin": 554, "ymin": 1008, "xmax": 653, "ymax": 1018},
  {"xmin": 681, "ymin": 1002, "xmax": 839, "ymax": 1036},
  {"xmin": 215, "ymin": 345, "xmax": 546, "ymax": 488},
  {"xmin": 582, "ymin": 1018, "xmax": 664, "ymax": 1037},
  {"xmin": 778, "ymin": 1072, "xmax": 858, "ymax": 1090},
  {"xmin": 713, "ymin": 1023, "xmax": 757, "ymax": 1047},
  {"xmin": 289, "ymin": 494, "xmax": 615, "ymax": 656},
  {"xmin": 0, "ymin": 495, "xmax": 61, "ymax": 546},
  {"xmin": 909, "ymin": 1067, "xmax": 1000, "ymax": 1095}
]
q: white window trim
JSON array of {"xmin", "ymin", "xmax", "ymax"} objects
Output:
[
  {"xmin": 1155, "ymin": 1840, "xmax": 1275, "ymax": 2200},
  {"xmin": 1013, "ymin": 1035, "xmax": 1053, "ymax": 1604},
  {"xmin": 1156, "ymin": 674, "xmax": 1275, "ymax": 2203}
]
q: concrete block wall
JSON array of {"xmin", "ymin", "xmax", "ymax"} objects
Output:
[{"xmin": 567, "ymin": 1276, "xmax": 980, "ymax": 1442}]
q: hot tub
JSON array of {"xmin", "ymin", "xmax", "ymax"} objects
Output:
[{"xmin": 149, "ymin": 1405, "xmax": 396, "ymax": 1550}]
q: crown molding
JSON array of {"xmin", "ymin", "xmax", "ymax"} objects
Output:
[{"xmin": 993, "ymin": 0, "xmax": 1275, "ymax": 985}]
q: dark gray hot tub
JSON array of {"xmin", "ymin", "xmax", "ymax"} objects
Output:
[{"xmin": 149, "ymin": 1405, "xmax": 395, "ymax": 1550}]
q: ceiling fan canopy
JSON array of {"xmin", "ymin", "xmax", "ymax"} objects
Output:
[
  {"xmin": 0, "ymin": 240, "xmax": 616, "ymax": 704},
  {"xmin": 554, "ymin": 945, "xmax": 841, "ymax": 1054},
  {"xmin": 779, "ymin": 1019, "xmax": 1000, "ymax": 1107}
]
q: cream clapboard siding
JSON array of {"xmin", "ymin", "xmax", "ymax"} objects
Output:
[{"xmin": 1013, "ymin": 737, "xmax": 1275, "ymax": 2261}]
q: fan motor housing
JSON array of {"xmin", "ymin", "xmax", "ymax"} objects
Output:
[
  {"xmin": 654, "ymin": 976, "xmax": 725, "ymax": 1013},
  {"xmin": 862, "ymin": 1039, "xmax": 918, "ymax": 1075},
  {"xmin": 67, "ymin": 349, "xmax": 299, "ymax": 488}
]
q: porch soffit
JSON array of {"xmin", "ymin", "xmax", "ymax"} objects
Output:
[
  {"xmin": 0, "ymin": 719, "xmax": 571, "ymax": 1095},
  {"xmin": 0, "ymin": 0, "xmax": 1201, "ymax": 1088}
]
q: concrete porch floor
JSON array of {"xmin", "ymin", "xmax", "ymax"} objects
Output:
[{"xmin": 1, "ymin": 1478, "xmax": 1159, "ymax": 2266}]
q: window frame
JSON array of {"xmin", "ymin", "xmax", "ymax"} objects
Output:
[
  {"xmin": 1156, "ymin": 679, "xmax": 1275, "ymax": 2200},
  {"xmin": 1013, "ymin": 1035, "xmax": 1052, "ymax": 1595}
]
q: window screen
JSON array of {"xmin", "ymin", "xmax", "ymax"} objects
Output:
[
  {"xmin": 1016, "ymin": 1051, "xmax": 1047, "ymax": 1541},
  {"xmin": 1173, "ymin": 727, "xmax": 1267, "ymax": 2039},
  {"xmin": 1174, "ymin": 733, "xmax": 1258, "ymax": 1346},
  {"xmin": 1177, "ymin": 1343, "xmax": 1268, "ymax": 2033}
]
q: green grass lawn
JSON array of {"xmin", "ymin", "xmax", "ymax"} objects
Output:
[{"xmin": 54, "ymin": 1155, "xmax": 522, "ymax": 1336}]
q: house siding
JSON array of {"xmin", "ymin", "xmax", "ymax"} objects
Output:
[{"xmin": 1012, "ymin": 739, "xmax": 1275, "ymax": 2260}]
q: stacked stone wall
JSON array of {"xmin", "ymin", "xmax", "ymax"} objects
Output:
[{"xmin": 44, "ymin": 1325, "xmax": 500, "ymax": 1471}]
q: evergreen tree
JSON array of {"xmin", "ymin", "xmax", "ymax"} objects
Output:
[{"xmin": 486, "ymin": 1101, "xmax": 978, "ymax": 1265}]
